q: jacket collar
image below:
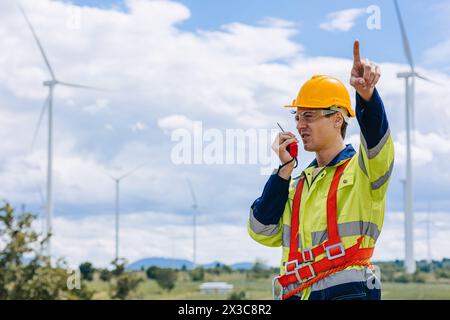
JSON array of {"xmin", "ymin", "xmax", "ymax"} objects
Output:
[{"xmin": 307, "ymin": 144, "xmax": 356, "ymax": 168}]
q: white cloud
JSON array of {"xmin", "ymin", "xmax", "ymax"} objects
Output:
[
  {"xmin": 394, "ymin": 130, "xmax": 450, "ymax": 167},
  {"xmin": 423, "ymin": 39, "xmax": 450, "ymax": 69},
  {"xmin": 82, "ymin": 98, "xmax": 109, "ymax": 114},
  {"xmin": 319, "ymin": 8, "xmax": 365, "ymax": 32},
  {"xmin": 158, "ymin": 114, "xmax": 195, "ymax": 133},
  {"xmin": 131, "ymin": 121, "xmax": 147, "ymax": 132}
]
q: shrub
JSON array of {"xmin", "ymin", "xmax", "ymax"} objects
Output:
[
  {"xmin": 228, "ymin": 290, "xmax": 246, "ymax": 300},
  {"xmin": 79, "ymin": 262, "xmax": 95, "ymax": 281},
  {"xmin": 112, "ymin": 272, "xmax": 143, "ymax": 300},
  {"xmin": 154, "ymin": 268, "xmax": 177, "ymax": 291},
  {"xmin": 189, "ymin": 267, "xmax": 205, "ymax": 282},
  {"xmin": 0, "ymin": 203, "xmax": 93, "ymax": 300}
]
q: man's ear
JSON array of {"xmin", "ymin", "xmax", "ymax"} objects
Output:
[{"xmin": 334, "ymin": 114, "xmax": 343, "ymax": 128}]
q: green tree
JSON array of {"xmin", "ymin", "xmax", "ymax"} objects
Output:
[
  {"xmin": 112, "ymin": 272, "xmax": 143, "ymax": 300},
  {"xmin": 228, "ymin": 290, "xmax": 246, "ymax": 300},
  {"xmin": 189, "ymin": 267, "xmax": 205, "ymax": 281},
  {"xmin": 154, "ymin": 268, "xmax": 177, "ymax": 291},
  {"xmin": 146, "ymin": 266, "xmax": 159, "ymax": 280},
  {"xmin": 0, "ymin": 203, "xmax": 93, "ymax": 300},
  {"xmin": 248, "ymin": 260, "xmax": 271, "ymax": 279},
  {"xmin": 99, "ymin": 269, "xmax": 112, "ymax": 282},
  {"xmin": 111, "ymin": 258, "xmax": 127, "ymax": 277},
  {"xmin": 79, "ymin": 262, "xmax": 95, "ymax": 281}
]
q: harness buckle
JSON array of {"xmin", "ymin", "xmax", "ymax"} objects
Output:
[
  {"xmin": 325, "ymin": 242, "xmax": 345, "ymax": 260},
  {"xmin": 295, "ymin": 262, "xmax": 315, "ymax": 283},
  {"xmin": 284, "ymin": 260, "xmax": 299, "ymax": 275},
  {"xmin": 301, "ymin": 248, "xmax": 314, "ymax": 262}
]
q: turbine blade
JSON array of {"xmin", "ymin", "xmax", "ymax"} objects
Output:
[
  {"xmin": 17, "ymin": 2, "xmax": 56, "ymax": 80},
  {"xmin": 118, "ymin": 162, "xmax": 149, "ymax": 180},
  {"xmin": 31, "ymin": 94, "xmax": 50, "ymax": 151},
  {"xmin": 186, "ymin": 178, "xmax": 198, "ymax": 209},
  {"xmin": 393, "ymin": 0, "xmax": 415, "ymax": 72},
  {"xmin": 415, "ymin": 72, "xmax": 441, "ymax": 85},
  {"xmin": 57, "ymin": 81, "xmax": 111, "ymax": 92}
]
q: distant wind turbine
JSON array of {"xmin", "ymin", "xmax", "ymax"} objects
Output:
[
  {"xmin": 107, "ymin": 162, "xmax": 149, "ymax": 262},
  {"xmin": 18, "ymin": 3, "xmax": 107, "ymax": 259},
  {"xmin": 186, "ymin": 178, "xmax": 198, "ymax": 268},
  {"xmin": 393, "ymin": 0, "xmax": 435, "ymax": 274}
]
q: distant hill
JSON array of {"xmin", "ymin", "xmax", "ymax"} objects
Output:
[
  {"xmin": 202, "ymin": 261, "xmax": 224, "ymax": 269},
  {"xmin": 230, "ymin": 262, "xmax": 255, "ymax": 270},
  {"xmin": 126, "ymin": 258, "xmax": 270, "ymax": 271},
  {"xmin": 127, "ymin": 257, "xmax": 194, "ymax": 271}
]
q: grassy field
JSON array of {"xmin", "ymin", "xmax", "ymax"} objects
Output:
[{"xmin": 87, "ymin": 271, "xmax": 450, "ymax": 300}]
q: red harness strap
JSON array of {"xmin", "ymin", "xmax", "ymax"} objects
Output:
[
  {"xmin": 288, "ymin": 177, "xmax": 305, "ymax": 263},
  {"xmin": 278, "ymin": 159, "xmax": 374, "ymax": 298}
]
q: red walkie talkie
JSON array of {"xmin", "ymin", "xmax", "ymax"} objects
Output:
[{"xmin": 277, "ymin": 122, "xmax": 298, "ymax": 158}]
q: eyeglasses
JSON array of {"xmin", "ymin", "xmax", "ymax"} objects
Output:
[{"xmin": 292, "ymin": 109, "xmax": 338, "ymax": 123}]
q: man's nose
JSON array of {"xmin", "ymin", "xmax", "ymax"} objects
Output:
[{"xmin": 297, "ymin": 120, "xmax": 308, "ymax": 131}]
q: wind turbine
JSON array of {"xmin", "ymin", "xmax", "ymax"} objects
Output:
[
  {"xmin": 107, "ymin": 163, "xmax": 148, "ymax": 262},
  {"xmin": 186, "ymin": 178, "xmax": 198, "ymax": 268},
  {"xmin": 18, "ymin": 3, "xmax": 107, "ymax": 259},
  {"xmin": 393, "ymin": 0, "xmax": 434, "ymax": 273}
]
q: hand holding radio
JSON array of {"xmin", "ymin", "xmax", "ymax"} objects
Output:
[{"xmin": 272, "ymin": 123, "xmax": 299, "ymax": 179}]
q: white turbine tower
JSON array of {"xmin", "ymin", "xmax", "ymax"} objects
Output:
[
  {"xmin": 186, "ymin": 178, "xmax": 198, "ymax": 268},
  {"xmin": 108, "ymin": 163, "xmax": 148, "ymax": 262},
  {"xmin": 19, "ymin": 4, "xmax": 106, "ymax": 259},
  {"xmin": 393, "ymin": 0, "xmax": 434, "ymax": 273}
]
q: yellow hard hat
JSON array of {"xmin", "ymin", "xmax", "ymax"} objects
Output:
[{"xmin": 285, "ymin": 75, "xmax": 355, "ymax": 118}]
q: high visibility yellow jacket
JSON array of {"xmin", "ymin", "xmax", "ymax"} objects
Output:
[{"xmin": 248, "ymin": 89, "xmax": 394, "ymax": 299}]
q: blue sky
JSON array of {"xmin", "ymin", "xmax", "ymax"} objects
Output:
[
  {"xmin": 65, "ymin": 0, "xmax": 449, "ymax": 69},
  {"xmin": 1, "ymin": 0, "xmax": 449, "ymax": 266}
]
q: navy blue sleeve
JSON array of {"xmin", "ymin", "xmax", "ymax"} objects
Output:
[
  {"xmin": 250, "ymin": 173, "xmax": 290, "ymax": 225},
  {"xmin": 355, "ymin": 88, "xmax": 389, "ymax": 149}
]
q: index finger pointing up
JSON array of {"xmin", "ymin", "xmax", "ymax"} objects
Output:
[{"xmin": 353, "ymin": 40, "xmax": 361, "ymax": 64}]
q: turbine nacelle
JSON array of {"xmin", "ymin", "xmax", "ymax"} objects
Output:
[
  {"xmin": 397, "ymin": 71, "xmax": 417, "ymax": 78},
  {"xmin": 43, "ymin": 80, "xmax": 57, "ymax": 87}
]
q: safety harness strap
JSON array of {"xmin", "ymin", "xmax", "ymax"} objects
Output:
[
  {"xmin": 278, "ymin": 159, "xmax": 374, "ymax": 294},
  {"xmin": 287, "ymin": 160, "xmax": 351, "ymax": 265},
  {"xmin": 278, "ymin": 237, "xmax": 373, "ymax": 287},
  {"xmin": 288, "ymin": 178, "xmax": 305, "ymax": 262}
]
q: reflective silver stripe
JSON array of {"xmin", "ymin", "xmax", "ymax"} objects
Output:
[
  {"xmin": 368, "ymin": 128, "xmax": 391, "ymax": 159},
  {"xmin": 360, "ymin": 133, "xmax": 368, "ymax": 155},
  {"xmin": 360, "ymin": 129, "xmax": 391, "ymax": 160},
  {"xmin": 282, "ymin": 224, "xmax": 302, "ymax": 249},
  {"xmin": 249, "ymin": 209, "xmax": 280, "ymax": 236},
  {"xmin": 312, "ymin": 229, "xmax": 328, "ymax": 247},
  {"xmin": 371, "ymin": 160, "xmax": 394, "ymax": 190},
  {"xmin": 282, "ymin": 224, "xmax": 290, "ymax": 247},
  {"xmin": 311, "ymin": 267, "xmax": 376, "ymax": 292},
  {"xmin": 311, "ymin": 221, "xmax": 381, "ymax": 246},
  {"xmin": 358, "ymin": 150, "xmax": 368, "ymax": 177}
]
